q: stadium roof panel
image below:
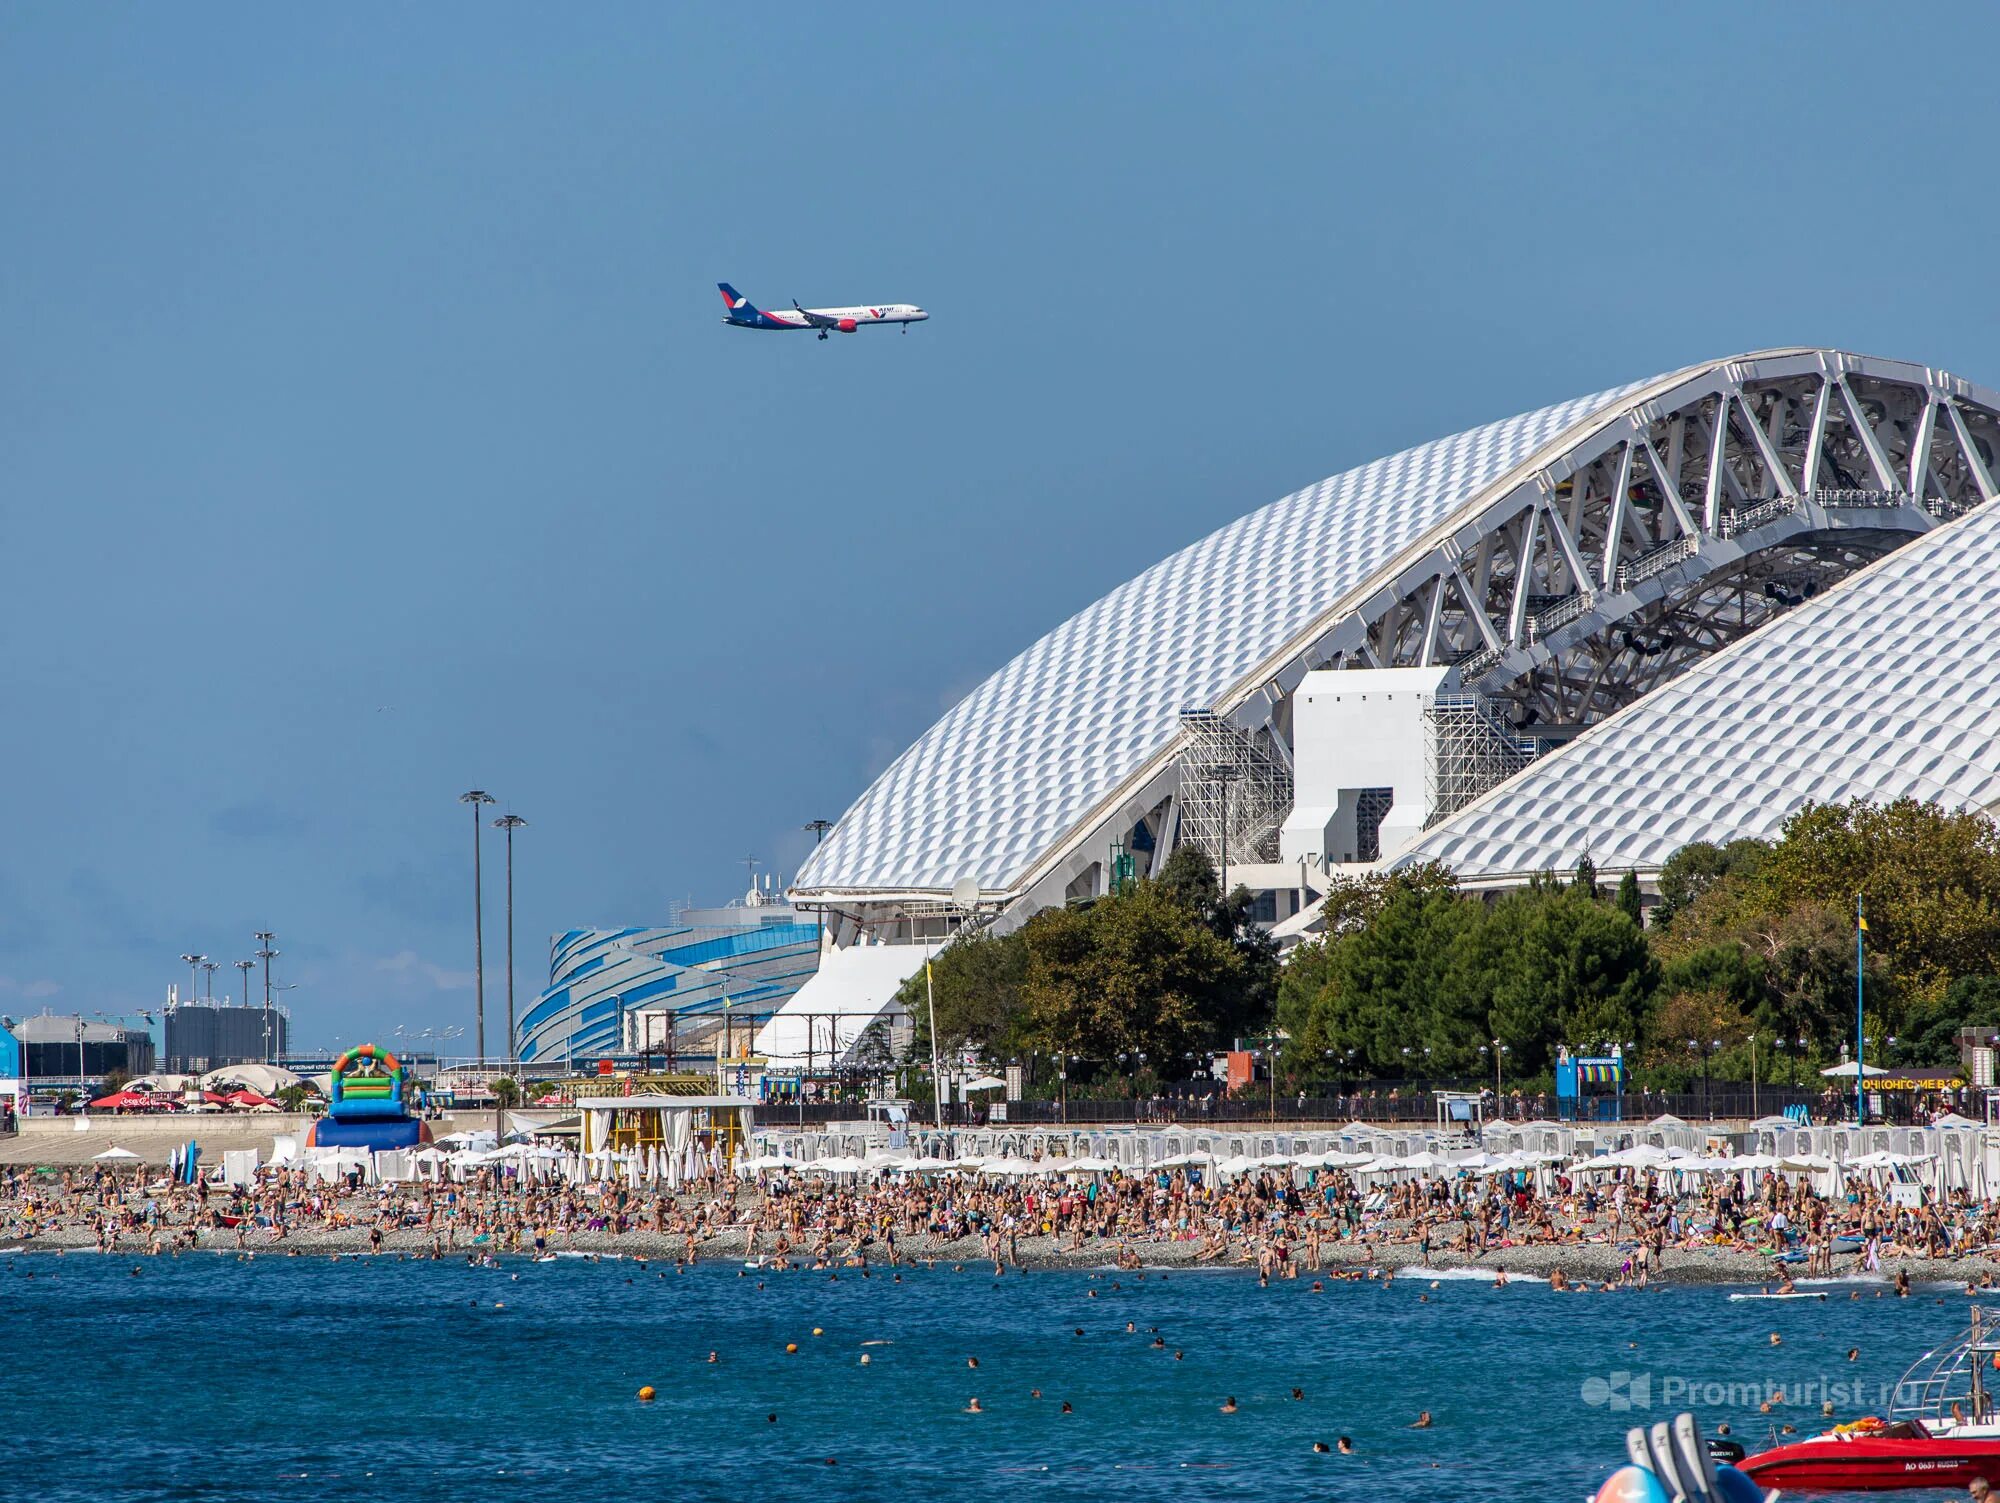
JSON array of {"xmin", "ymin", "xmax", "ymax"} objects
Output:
[{"xmin": 1397, "ymin": 497, "xmax": 2000, "ymax": 879}]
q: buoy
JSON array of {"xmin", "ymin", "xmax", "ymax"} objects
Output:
[
  {"xmin": 813, "ymin": 1327, "xmax": 824, "ymax": 1336},
  {"xmin": 786, "ymin": 1342, "xmax": 798, "ymax": 1353},
  {"xmin": 638, "ymin": 1386, "xmax": 656, "ymax": 1402},
  {"xmin": 860, "ymin": 1354, "xmax": 871, "ymax": 1365}
]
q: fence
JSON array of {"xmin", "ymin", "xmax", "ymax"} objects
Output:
[{"xmin": 750, "ymin": 1081, "xmax": 1876, "ymax": 1128}]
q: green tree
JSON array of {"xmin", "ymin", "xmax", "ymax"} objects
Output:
[
  {"xmin": 1758, "ymin": 799, "xmax": 2000, "ymax": 1003},
  {"xmin": 1463, "ymin": 884, "xmax": 1658, "ymax": 1074},
  {"xmin": 1616, "ymin": 870, "xmax": 1643, "ymax": 927},
  {"xmin": 1301, "ymin": 876, "xmax": 1486, "ymax": 1076},
  {"xmin": 1899, "ymin": 974, "xmax": 2000, "ymax": 1066},
  {"xmin": 1652, "ymin": 839, "xmax": 1770, "ymax": 929},
  {"xmin": 851, "ymin": 1019, "xmax": 899, "ymax": 1080},
  {"xmin": 1155, "ymin": 844, "xmax": 1220, "ymax": 918},
  {"xmin": 1021, "ymin": 880, "xmax": 1242, "ymax": 1066},
  {"xmin": 897, "ymin": 928, "xmax": 1030, "ymax": 1061}
]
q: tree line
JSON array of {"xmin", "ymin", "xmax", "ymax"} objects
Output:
[{"xmin": 899, "ymin": 798, "xmax": 2000, "ymax": 1091}]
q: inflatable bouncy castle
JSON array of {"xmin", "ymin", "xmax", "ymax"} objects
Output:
[{"xmin": 303, "ymin": 1043, "xmax": 432, "ymax": 1151}]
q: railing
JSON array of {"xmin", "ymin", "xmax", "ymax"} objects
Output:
[
  {"xmin": 1526, "ymin": 589, "xmax": 1595, "ymax": 643},
  {"xmin": 749, "ymin": 1084, "xmax": 1854, "ymax": 1128},
  {"xmin": 1808, "ymin": 487, "xmax": 1912, "ymax": 509},
  {"xmin": 1717, "ymin": 494, "xmax": 1800, "ymax": 537},
  {"xmin": 1452, "ymin": 645, "xmax": 1503, "ymax": 680},
  {"xmin": 1613, "ymin": 535, "xmax": 1699, "ymax": 592}
]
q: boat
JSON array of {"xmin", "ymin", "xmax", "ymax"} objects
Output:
[{"xmin": 1742, "ymin": 1306, "xmax": 2000, "ymax": 1490}]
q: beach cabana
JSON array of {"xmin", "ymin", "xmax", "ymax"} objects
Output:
[{"xmin": 577, "ymin": 1095, "xmax": 753, "ymax": 1165}]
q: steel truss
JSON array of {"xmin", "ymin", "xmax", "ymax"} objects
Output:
[
  {"xmin": 1424, "ymin": 693, "xmax": 1542, "ymax": 828},
  {"xmin": 1174, "ymin": 709, "xmax": 1292, "ymax": 873},
  {"xmin": 1289, "ymin": 354, "xmax": 2000, "ymax": 741}
]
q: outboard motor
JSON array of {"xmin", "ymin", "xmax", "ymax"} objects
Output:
[{"xmin": 1593, "ymin": 1413, "xmax": 1777, "ymax": 1503}]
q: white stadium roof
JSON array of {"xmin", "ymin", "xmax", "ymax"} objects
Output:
[
  {"xmin": 1398, "ymin": 492, "xmax": 2000, "ymax": 880},
  {"xmin": 795, "ymin": 348, "xmax": 2000, "ymax": 912},
  {"xmin": 797, "ymin": 371, "xmax": 1658, "ymax": 897}
]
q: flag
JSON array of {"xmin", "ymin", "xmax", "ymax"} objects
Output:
[{"xmin": 1858, "ymin": 915, "xmax": 1869, "ymax": 933}]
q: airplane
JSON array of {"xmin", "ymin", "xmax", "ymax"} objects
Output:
[{"xmin": 717, "ymin": 283, "xmax": 928, "ymax": 339}]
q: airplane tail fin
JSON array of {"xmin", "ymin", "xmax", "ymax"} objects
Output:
[{"xmin": 717, "ymin": 283, "xmax": 760, "ymax": 320}]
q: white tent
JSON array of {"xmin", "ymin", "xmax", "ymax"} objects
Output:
[
  {"xmin": 752, "ymin": 944, "xmax": 920, "ymax": 1067},
  {"xmin": 199, "ymin": 1063, "xmax": 307, "ymax": 1095}
]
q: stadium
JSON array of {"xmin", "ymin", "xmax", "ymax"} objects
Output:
[{"xmin": 761, "ymin": 349, "xmax": 2000, "ymax": 1060}]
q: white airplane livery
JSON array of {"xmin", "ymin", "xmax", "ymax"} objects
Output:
[{"xmin": 718, "ymin": 283, "xmax": 928, "ymax": 339}]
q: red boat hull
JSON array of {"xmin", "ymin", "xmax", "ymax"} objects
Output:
[{"xmin": 1742, "ymin": 1435, "xmax": 2000, "ymax": 1490}]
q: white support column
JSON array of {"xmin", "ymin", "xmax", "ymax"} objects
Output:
[
  {"xmin": 1639, "ymin": 432, "xmax": 1700, "ymax": 537},
  {"xmin": 1417, "ymin": 573, "xmax": 1446, "ymax": 666},
  {"xmin": 1908, "ymin": 395, "xmax": 1940, "ymax": 499},
  {"xmin": 1837, "ymin": 379, "xmax": 1900, "ymax": 491},
  {"xmin": 1542, "ymin": 500, "xmax": 1593, "ymax": 596},
  {"xmin": 1507, "ymin": 507, "xmax": 1542, "ymax": 643},
  {"xmin": 1600, "ymin": 441, "xmax": 1635, "ymax": 588},
  {"xmin": 1801, "ymin": 378, "xmax": 1832, "ymax": 496},
  {"xmin": 1736, "ymin": 391, "xmax": 1799, "ymax": 497},
  {"xmin": 1703, "ymin": 397, "xmax": 1731, "ymax": 530},
  {"xmin": 1947, "ymin": 400, "xmax": 2000, "ymax": 503},
  {"xmin": 1447, "ymin": 562, "xmax": 1504, "ymax": 654}
]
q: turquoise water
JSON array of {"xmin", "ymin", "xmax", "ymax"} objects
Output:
[{"xmin": 1, "ymin": 1253, "xmax": 1969, "ymax": 1501}]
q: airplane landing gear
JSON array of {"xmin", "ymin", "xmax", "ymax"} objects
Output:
[{"xmin": 817, "ymin": 330, "xmax": 828, "ymax": 340}]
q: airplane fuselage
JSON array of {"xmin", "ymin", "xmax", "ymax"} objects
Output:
[{"xmin": 718, "ymin": 284, "xmax": 927, "ymax": 335}]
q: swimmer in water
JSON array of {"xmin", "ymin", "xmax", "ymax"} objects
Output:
[
  {"xmin": 1220, "ymin": 1397, "xmax": 1239, "ymax": 1413},
  {"xmin": 1411, "ymin": 1411, "xmax": 1433, "ymax": 1428}
]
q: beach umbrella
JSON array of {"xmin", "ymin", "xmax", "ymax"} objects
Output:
[
  {"xmin": 1819, "ymin": 1061, "xmax": 1890, "ymax": 1079},
  {"xmin": 92, "ymin": 1146, "xmax": 142, "ymax": 1162}
]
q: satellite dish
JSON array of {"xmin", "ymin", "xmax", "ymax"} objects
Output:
[{"xmin": 951, "ymin": 877, "xmax": 981, "ymax": 910}]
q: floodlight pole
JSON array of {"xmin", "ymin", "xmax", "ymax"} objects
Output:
[
  {"xmin": 925, "ymin": 947, "xmax": 945, "ymax": 1131},
  {"xmin": 1855, "ymin": 892, "xmax": 1867, "ymax": 1126},
  {"xmin": 461, "ymin": 791, "xmax": 496, "ymax": 1061},
  {"xmin": 494, "ymin": 814, "xmax": 527, "ymax": 1066}
]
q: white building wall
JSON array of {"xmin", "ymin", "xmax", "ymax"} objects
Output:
[{"xmin": 1279, "ymin": 666, "xmax": 1447, "ymax": 866}]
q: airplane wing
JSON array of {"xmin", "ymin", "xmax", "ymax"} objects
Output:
[{"xmin": 792, "ymin": 301, "xmax": 843, "ymax": 328}]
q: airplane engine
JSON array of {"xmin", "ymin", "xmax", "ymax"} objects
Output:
[{"xmin": 837, "ymin": 318, "xmax": 858, "ymax": 333}]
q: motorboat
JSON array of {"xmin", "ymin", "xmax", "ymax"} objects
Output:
[
  {"xmin": 1741, "ymin": 1416, "xmax": 2000, "ymax": 1490},
  {"xmin": 1742, "ymin": 1307, "xmax": 2000, "ymax": 1491}
]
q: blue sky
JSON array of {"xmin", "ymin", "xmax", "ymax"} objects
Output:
[{"xmin": 5, "ymin": 4, "xmax": 1999, "ymax": 1052}]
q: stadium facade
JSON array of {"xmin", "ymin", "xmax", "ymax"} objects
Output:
[
  {"xmin": 519, "ymin": 886, "xmax": 819, "ymax": 1066},
  {"xmin": 762, "ymin": 349, "xmax": 2000, "ymax": 1061}
]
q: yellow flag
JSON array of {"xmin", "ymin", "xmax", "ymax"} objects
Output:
[{"xmin": 1858, "ymin": 915, "xmax": 1870, "ymax": 933}]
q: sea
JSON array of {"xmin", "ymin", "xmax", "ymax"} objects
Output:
[{"xmin": 1, "ymin": 1250, "xmax": 1974, "ymax": 1502}]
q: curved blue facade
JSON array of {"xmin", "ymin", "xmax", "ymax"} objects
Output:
[{"xmin": 519, "ymin": 910, "xmax": 820, "ymax": 1065}]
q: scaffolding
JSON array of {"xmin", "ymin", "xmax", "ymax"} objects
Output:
[
  {"xmin": 1175, "ymin": 709, "xmax": 1292, "ymax": 871},
  {"xmin": 1424, "ymin": 693, "xmax": 1542, "ymax": 828}
]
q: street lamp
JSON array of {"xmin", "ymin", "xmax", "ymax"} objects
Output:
[
  {"xmin": 493, "ymin": 813, "xmax": 527, "ymax": 1066},
  {"xmin": 460, "ymin": 790, "xmax": 497, "ymax": 1060},
  {"xmin": 255, "ymin": 933, "xmax": 280, "ymax": 1064},
  {"xmin": 200, "ymin": 960, "xmax": 220, "ymax": 1002},
  {"xmin": 180, "ymin": 953, "xmax": 206, "ymax": 1004},
  {"xmin": 234, "ymin": 959, "xmax": 254, "ymax": 1009}
]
